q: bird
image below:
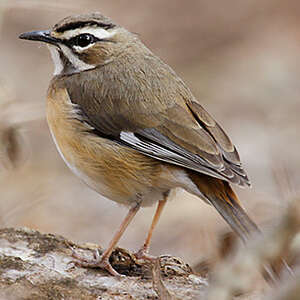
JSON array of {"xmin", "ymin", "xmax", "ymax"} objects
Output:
[{"xmin": 19, "ymin": 12, "xmax": 258, "ymax": 276}]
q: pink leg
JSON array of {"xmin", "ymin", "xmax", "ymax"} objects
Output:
[
  {"xmin": 135, "ymin": 197, "xmax": 167, "ymax": 260},
  {"xmin": 72, "ymin": 202, "xmax": 141, "ymax": 276}
]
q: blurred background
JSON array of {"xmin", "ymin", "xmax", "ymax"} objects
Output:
[{"xmin": 0, "ymin": 0, "xmax": 299, "ymax": 268}]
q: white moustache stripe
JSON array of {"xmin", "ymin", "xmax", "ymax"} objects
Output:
[{"xmin": 60, "ymin": 44, "xmax": 95, "ymax": 72}]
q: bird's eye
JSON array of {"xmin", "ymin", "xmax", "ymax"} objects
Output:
[{"xmin": 72, "ymin": 34, "xmax": 95, "ymax": 48}]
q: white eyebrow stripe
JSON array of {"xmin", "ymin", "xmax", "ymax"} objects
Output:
[{"xmin": 60, "ymin": 27, "xmax": 117, "ymax": 40}]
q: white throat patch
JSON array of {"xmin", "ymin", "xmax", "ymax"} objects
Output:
[{"xmin": 48, "ymin": 46, "xmax": 63, "ymax": 75}]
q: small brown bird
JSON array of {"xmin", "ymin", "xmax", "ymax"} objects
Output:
[{"xmin": 19, "ymin": 12, "xmax": 258, "ymax": 276}]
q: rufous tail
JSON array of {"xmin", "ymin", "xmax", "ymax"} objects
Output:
[
  {"xmin": 188, "ymin": 171, "xmax": 259, "ymax": 242},
  {"xmin": 188, "ymin": 171, "xmax": 291, "ymax": 282}
]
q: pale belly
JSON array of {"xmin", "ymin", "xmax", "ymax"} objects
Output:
[{"xmin": 48, "ymin": 122, "xmax": 173, "ymax": 207}]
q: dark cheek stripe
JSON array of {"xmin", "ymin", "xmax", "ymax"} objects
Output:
[{"xmin": 57, "ymin": 48, "xmax": 77, "ymax": 74}]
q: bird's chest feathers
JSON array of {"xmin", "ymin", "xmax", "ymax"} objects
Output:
[{"xmin": 46, "ymin": 87, "xmax": 166, "ymax": 205}]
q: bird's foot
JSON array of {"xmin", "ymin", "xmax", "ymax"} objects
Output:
[
  {"xmin": 71, "ymin": 248, "xmax": 124, "ymax": 277},
  {"xmin": 134, "ymin": 247, "xmax": 157, "ymax": 262}
]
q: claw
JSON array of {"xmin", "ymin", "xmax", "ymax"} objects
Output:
[
  {"xmin": 71, "ymin": 248, "xmax": 124, "ymax": 277},
  {"xmin": 134, "ymin": 248, "xmax": 157, "ymax": 261}
]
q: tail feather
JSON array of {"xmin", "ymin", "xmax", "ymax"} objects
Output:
[
  {"xmin": 188, "ymin": 171, "xmax": 258, "ymax": 241},
  {"xmin": 209, "ymin": 193, "xmax": 259, "ymax": 242},
  {"xmin": 187, "ymin": 171, "xmax": 288, "ymax": 282}
]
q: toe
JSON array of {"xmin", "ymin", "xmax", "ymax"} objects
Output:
[
  {"xmin": 100, "ymin": 259, "xmax": 125, "ymax": 277},
  {"xmin": 134, "ymin": 249, "xmax": 156, "ymax": 261},
  {"xmin": 70, "ymin": 248, "xmax": 123, "ymax": 277}
]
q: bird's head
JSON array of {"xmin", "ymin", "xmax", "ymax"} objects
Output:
[{"xmin": 19, "ymin": 12, "xmax": 135, "ymax": 76}]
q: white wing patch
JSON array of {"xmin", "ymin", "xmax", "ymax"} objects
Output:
[
  {"xmin": 118, "ymin": 131, "xmax": 249, "ymax": 187},
  {"xmin": 120, "ymin": 132, "xmax": 181, "ymax": 158},
  {"xmin": 119, "ymin": 131, "xmax": 226, "ymax": 181}
]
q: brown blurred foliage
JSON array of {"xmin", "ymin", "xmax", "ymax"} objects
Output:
[{"xmin": 0, "ymin": 0, "xmax": 300, "ymax": 289}]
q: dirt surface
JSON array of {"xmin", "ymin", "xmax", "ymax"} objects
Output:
[{"xmin": 0, "ymin": 227, "xmax": 206, "ymax": 300}]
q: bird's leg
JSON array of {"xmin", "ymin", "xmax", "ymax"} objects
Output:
[
  {"xmin": 135, "ymin": 194, "xmax": 168, "ymax": 261},
  {"xmin": 72, "ymin": 202, "xmax": 141, "ymax": 276}
]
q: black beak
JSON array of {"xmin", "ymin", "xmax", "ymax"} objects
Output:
[{"xmin": 19, "ymin": 30, "xmax": 60, "ymax": 46}]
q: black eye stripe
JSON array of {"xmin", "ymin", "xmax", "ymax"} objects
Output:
[{"xmin": 61, "ymin": 33, "xmax": 116, "ymax": 49}]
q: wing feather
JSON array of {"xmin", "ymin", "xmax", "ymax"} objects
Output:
[{"xmin": 61, "ymin": 48, "xmax": 251, "ymax": 187}]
